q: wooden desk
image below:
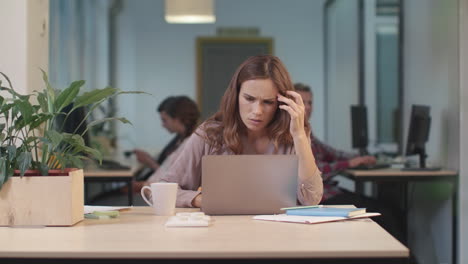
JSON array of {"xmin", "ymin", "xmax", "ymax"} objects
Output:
[
  {"xmin": 84, "ymin": 169, "xmax": 134, "ymax": 205},
  {"xmin": 0, "ymin": 207, "xmax": 409, "ymax": 264},
  {"xmin": 344, "ymin": 168, "xmax": 458, "ymax": 264}
]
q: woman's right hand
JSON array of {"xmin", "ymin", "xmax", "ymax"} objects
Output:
[
  {"xmin": 349, "ymin": 156, "xmax": 377, "ymax": 168},
  {"xmin": 134, "ymin": 149, "xmax": 151, "ymax": 163},
  {"xmin": 134, "ymin": 149, "xmax": 159, "ymax": 169},
  {"xmin": 278, "ymin": 91, "xmax": 307, "ymax": 140},
  {"xmin": 192, "ymin": 194, "xmax": 202, "ymax": 208}
]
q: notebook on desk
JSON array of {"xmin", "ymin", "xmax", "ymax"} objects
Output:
[{"xmin": 201, "ymin": 155, "xmax": 298, "ymax": 215}]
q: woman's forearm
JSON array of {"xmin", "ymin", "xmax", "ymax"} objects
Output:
[{"xmin": 293, "ymin": 133, "xmax": 323, "ymax": 204}]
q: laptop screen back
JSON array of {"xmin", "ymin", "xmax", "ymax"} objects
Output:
[{"xmin": 201, "ymin": 155, "xmax": 298, "ymax": 215}]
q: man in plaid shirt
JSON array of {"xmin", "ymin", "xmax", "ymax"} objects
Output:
[
  {"xmin": 295, "ymin": 83, "xmax": 403, "ymax": 242},
  {"xmin": 294, "ymin": 83, "xmax": 376, "ymax": 202}
]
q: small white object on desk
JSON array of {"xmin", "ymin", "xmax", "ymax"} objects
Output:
[{"xmin": 165, "ymin": 212, "xmax": 211, "ymax": 227}]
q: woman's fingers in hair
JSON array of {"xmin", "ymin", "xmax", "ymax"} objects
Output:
[
  {"xmin": 286, "ymin": 90, "xmax": 305, "ymax": 107},
  {"xmin": 277, "ymin": 92, "xmax": 305, "ymax": 116},
  {"xmin": 277, "ymin": 94, "xmax": 299, "ymax": 112},
  {"xmin": 279, "ymin": 104, "xmax": 298, "ymax": 119}
]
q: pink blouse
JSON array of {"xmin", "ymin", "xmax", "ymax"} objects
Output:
[{"xmin": 160, "ymin": 125, "xmax": 323, "ymax": 207}]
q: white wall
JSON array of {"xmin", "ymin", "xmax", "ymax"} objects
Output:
[
  {"xmin": 404, "ymin": 0, "xmax": 459, "ymax": 263},
  {"xmin": 115, "ymin": 0, "xmax": 325, "ymax": 154},
  {"xmin": 0, "ymin": 0, "xmax": 49, "ymax": 94},
  {"xmin": 0, "ymin": 0, "xmax": 26, "ymax": 93}
]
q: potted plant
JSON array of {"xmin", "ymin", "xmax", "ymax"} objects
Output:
[{"xmin": 0, "ymin": 71, "xmax": 142, "ymax": 226}]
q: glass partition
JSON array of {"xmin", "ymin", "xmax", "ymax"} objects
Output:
[{"xmin": 324, "ymin": 0, "xmax": 402, "ymax": 154}]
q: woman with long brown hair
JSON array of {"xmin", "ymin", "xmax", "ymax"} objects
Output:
[{"xmin": 162, "ymin": 55, "xmax": 323, "ymax": 207}]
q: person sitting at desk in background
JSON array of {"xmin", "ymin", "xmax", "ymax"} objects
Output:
[
  {"xmin": 131, "ymin": 96, "xmax": 200, "ymax": 192},
  {"xmin": 295, "ymin": 82, "xmax": 404, "ymax": 242},
  {"xmin": 294, "ymin": 83, "xmax": 377, "ymax": 201},
  {"xmin": 160, "ymin": 55, "xmax": 323, "ymax": 208}
]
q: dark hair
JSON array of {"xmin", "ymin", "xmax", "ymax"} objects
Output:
[
  {"xmin": 157, "ymin": 96, "xmax": 200, "ymax": 138},
  {"xmin": 203, "ymin": 55, "xmax": 310, "ymax": 154},
  {"xmin": 294, "ymin": 83, "xmax": 312, "ymax": 93}
]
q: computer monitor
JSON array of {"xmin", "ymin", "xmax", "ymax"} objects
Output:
[
  {"xmin": 351, "ymin": 105, "xmax": 369, "ymax": 155},
  {"xmin": 405, "ymin": 104, "xmax": 432, "ymax": 169}
]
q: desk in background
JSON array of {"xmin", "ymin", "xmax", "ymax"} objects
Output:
[
  {"xmin": 84, "ymin": 169, "xmax": 134, "ymax": 205},
  {"xmin": 343, "ymin": 168, "xmax": 458, "ymax": 264},
  {"xmin": 0, "ymin": 207, "xmax": 409, "ymax": 264}
]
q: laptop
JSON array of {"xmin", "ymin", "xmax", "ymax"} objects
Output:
[{"xmin": 201, "ymin": 155, "xmax": 298, "ymax": 215}]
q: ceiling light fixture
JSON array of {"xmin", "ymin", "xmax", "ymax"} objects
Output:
[{"xmin": 165, "ymin": 0, "xmax": 216, "ymax": 24}]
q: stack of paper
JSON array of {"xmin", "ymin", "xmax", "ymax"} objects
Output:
[
  {"xmin": 253, "ymin": 213, "xmax": 380, "ymax": 224},
  {"xmin": 253, "ymin": 205, "xmax": 380, "ymax": 224}
]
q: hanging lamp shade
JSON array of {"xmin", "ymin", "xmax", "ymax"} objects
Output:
[{"xmin": 165, "ymin": 0, "xmax": 216, "ymax": 24}]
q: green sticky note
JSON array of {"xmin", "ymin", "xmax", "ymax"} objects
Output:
[
  {"xmin": 93, "ymin": 211, "xmax": 120, "ymax": 217},
  {"xmin": 84, "ymin": 214, "xmax": 110, "ymax": 219}
]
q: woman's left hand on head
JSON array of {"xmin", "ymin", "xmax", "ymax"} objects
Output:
[{"xmin": 278, "ymin": 91, "xmax": 307, "ymax": 139}]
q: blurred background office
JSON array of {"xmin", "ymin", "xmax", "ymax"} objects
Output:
[
  {"xmin": 1, "ymin": 0, "xmax": 464, "ymax": 264},
  {"xmin": 48, "ymin": 0, "xmax": 326, "ymax": 157}
]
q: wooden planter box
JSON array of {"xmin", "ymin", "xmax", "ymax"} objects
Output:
[{"xmin": 0, "ymin": 169, "xmax": 84, "ymax": 226}]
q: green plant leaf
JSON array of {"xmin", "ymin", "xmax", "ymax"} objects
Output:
[
  {"xmin": 13, "ymin": 115, "xmax": 25, "ymax": 130},
  {"xmin": 0, "ymin": 156, "xmax": 12, "ymax": 191},
  {"xmin": 74, "ymin": 87, "xmax": 118, "ymax": 109},
  {"xmin": 0, "ymin": 157, "xmax": 6, "ymax": 186},
  {"xmin": 38, "ymin": 163, "xmax": 49, "ymax": 176},
  {"xmin": 29, "ymin": 113, "xmax": 53, "ymax": 130},
  {"xmin": 1, "ymin": 103, "xmax": 14, "ymax": 117},
  {"xmin": 80, "ymin": 145, "xmax": 103, "ymax": 161},
  {"xmin": 17, "ymin": 152, "xmax": 32, "ymax": 176},
  {"xmin": 6, "ymin": 145, "xmax": 16, "ymax": 161},
  {"xmin": 37, "ymin": 92, "xmax": 48, "ymax": 113},
  {"xmin": 32, "ymin": 105, "xmax": 41, "ymax": 112},
  {"xmin": 0, "ymin": 72, "xmax": 13, "ymax": 88},
  {"xmin": 116, "ymin": 90, "xmax": 151, "ymax": 95},
  {"xmin": 60, "ymin": 133, "xmax": 85, "ymax": 147},
  {"xmin": 0, "ymin": 87, "xmax": 27, "ymax": 101},
  {"xmin": 41, "ymin": 69, "xmax": 56, "ymax": 113},
  {"xmin": 87, "ymin": 117, "xmax": 132, "ymax": 129},
  {"xmin": 15, "ymin": 99, "xmax": 34, "ymax": 124},
  {"xmin": 69, "ymin": 155, "xmax": 84, "ymax": 168},
  {"xmin": 54, "ymin": 80, "xmax": 84, "ymax": 112},
  {"xmin": 23, "ymin": 136, "xmax": 40, "ymax": 146},
  {"xmin": 45, "ymin": 130, "xmax": 64, "ymax": 148},
  {"xmin": 11, "ymin": 103, "xmax": 20, "ymax": 119},
  {"xmin": 0, "ymin": 72, "xmax": 23, "ymax": 99},
  {"xmin": 4, "ymin": 129, "xmax": 15, "ymax": 141},
  {"xmin": 13, "ymin": 115, "xmax": 28, "ymax": 131}
]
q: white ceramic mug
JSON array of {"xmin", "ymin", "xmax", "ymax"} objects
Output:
[{"xmin": 140, "ymin": 182, "xmax": 178, "ymax": 215}]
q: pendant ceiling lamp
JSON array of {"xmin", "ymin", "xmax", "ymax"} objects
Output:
[{"xmin": 165, "ymin": 0, "xmax": 216, "ymax": 24}]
